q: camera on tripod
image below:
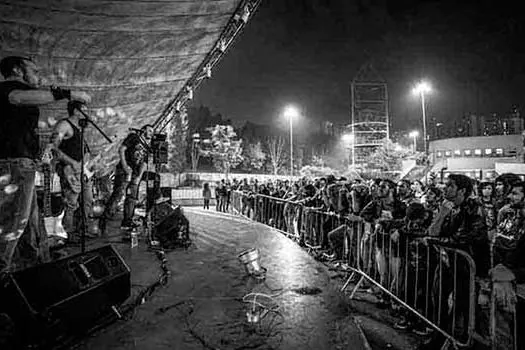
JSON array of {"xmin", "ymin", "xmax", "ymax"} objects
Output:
[{"xmin": 151, "ymin": 134, "xmax": 168, "ymax": 165}]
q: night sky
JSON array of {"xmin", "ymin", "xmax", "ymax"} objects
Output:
[{"xmin": 193, "ymin": 0, "xmax": 525, "ymax": 134}]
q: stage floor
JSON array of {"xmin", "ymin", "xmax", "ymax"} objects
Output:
[{"xmin": 66, "ymin": 208, "xmax": 420, "ymax": 350}]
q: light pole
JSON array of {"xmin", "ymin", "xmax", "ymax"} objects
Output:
[
  {"xmin": 412, "ymin": 81, "xmax": 432, "ymax": 154},
  {"xmin": 409, "ymin": 130, "xmax": 419, "ymax": 153},
  {"xmin": 284, "ymin": 106, "xmax": 299, "ymax": 178}
]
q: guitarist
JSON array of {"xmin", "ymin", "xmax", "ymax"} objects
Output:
[
  {"xmin": 0, "ymin": 56, "xmax": 90, "ymax": 275},
  {"xmin": 48, "ymin": 101, "xmax": 97, "ymax": 243},
  {"xmin": 102, "ymin": 125, "xmax": 153, "ymax": 232}
]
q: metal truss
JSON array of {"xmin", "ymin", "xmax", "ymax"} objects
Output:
[
  {"xmin": 153, "ymin": 0, "xmax": 263, "ymax": 132},
  {"xmin": 350, "ymin": 63, "xmax": 389, "ymax": 167}
]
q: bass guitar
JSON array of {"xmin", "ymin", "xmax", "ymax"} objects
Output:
[{"xmin": 41, "ymin": 142, "xmax": 68, "ymax": 241}]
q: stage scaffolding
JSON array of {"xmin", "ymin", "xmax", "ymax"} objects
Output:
[{"xmin": 350, "ymin": 64, "xmax": 390, "ymax": 168}]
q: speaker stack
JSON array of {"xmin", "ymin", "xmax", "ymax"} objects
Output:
[{"xmin": 0, "ymin": 245, "xmax": 130, "ymax": 347}]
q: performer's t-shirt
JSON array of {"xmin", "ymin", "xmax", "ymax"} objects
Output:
[
  {"xmin": 120, "ymin": 133, "xmax": 148, "ymax": 170},
  {"xmin": 0, "ymin": 80, "xmax": 40, "ymax": 159}
]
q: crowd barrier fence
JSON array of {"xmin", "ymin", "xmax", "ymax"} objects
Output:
[{"xmin": 225, "ymin": 190, "xmax": 522, "ymax": 350}]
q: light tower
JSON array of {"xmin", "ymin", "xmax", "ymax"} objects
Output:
[{"xmin": 350, "ymin": 63, "xmax": 389, "ymax": 168}]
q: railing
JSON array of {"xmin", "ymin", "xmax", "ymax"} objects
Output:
[
  {"xmin": 254, "ymin": 194, "xmax": 303, "ymax": 237},
  {"xmin": 347, "ymin": 221, "xmax": 477, "ymax": 348},
  {"xmin": 228, "ymin": 191, "xmax": 485, "ymax": 349}
]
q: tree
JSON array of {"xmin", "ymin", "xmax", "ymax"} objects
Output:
[
  {"xmin": 201, "ymin": 125, "xmax": 243, "ymax": 177},
  {"xmin": 265, "ymin": 136, "xmax": 285, "ymax": 175},
  {"xmin": 165, "ymin": 108, "xmax": 188, "ymax": 174},
  {"xmin": 243, "ymin": 141, "xmax": 266, "ymax": 171},
  {"xmin": 368, "ymin": 139, "xmax": 412, "ymax": 172}
]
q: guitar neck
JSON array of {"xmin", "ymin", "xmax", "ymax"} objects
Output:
[{"xmin": 42, "ymin": 164, "xmax": 52, "ymax": 217}]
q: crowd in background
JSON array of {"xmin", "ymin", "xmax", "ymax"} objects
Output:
[{"xmin": 203, "ymin": 172, "xmax": 524, "ymax": 349}]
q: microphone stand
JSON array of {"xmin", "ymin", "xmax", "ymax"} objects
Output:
[{"xmin": 74, "ymin": 105, "xmax": 113, "ymax": 253}]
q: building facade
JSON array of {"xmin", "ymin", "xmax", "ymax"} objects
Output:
[{"xmin": 428, "ymin": 134, "xmax": 525, "ymax": 180}]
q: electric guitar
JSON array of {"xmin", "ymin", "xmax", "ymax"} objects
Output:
[{"xmin": 41, "ymin": 147, "xmax": 68, "ymax": 240}]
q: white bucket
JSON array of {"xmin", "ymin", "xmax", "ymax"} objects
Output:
[{"xmin": 238, "ymin": 248, "xmax": 263, "ymax": 276}]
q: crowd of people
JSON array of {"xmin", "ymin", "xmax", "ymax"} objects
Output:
[{"xmin": 207, "ymin": 173, "xmax": 524, "ymax": 349}]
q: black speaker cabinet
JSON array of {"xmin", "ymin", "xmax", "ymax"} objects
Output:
[
  {"xmin": 153, "ymin": 204, "xmax": 190, "ymax": 249},
  {"xmin": 0, "ymin": 245, "xmax": 130, "ymax": 342}
]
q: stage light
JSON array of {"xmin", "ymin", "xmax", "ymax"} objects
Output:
[
  {"xmin": 204, "ymin": 65, "xmax": 212, "ymax": 78},
  {"xmin": 186, "ymin": 86, "xmax": 193, "ymax": 100},
  {"xmin": 241, "ymin": 6, "xmax": 251, "ymax": 23},
  {"xmin": 217, "ymin": 39, "xmax": 227, "ymax": 53}
]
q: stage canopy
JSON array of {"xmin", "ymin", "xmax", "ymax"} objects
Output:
[{"xmin": 0, "ymin": 0, "xmax": 256, "ymax": 171}]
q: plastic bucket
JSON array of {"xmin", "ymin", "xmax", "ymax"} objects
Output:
[{"xmin": 238, "ymin": 248, "xmax": 263, "ymax": 276}]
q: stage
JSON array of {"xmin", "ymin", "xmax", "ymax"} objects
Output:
[{"xmin": 47, "ymin": 207, "xmax": 419, "ymax": 350}]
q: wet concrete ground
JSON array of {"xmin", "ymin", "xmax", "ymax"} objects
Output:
[{"xmin": 70, "ymin": 208, "xmax": 420, "ymax": 350}]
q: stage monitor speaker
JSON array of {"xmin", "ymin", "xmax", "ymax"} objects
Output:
[
  {"xmin": 153, "ymin": 204, "xmax": 190, "ymax": 249},
  {"xmin": 0, "ymin": 244, "xmax": 130, "ymax": 343}
]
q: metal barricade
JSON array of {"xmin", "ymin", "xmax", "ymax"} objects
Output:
[
  {"xmin": 228, "ymin": 199, "xmax": 481, "ymax": 349},
  {"xmin": 298, "ymin": 209, "xmax": 354, "ymax": 251},
  {"xmin": 253, "ymin": 194, "xmax": 303, "ymax": 238},
  {"xmin": 341, "ymin": 221, "xmax": 477, "ymax": 348}
]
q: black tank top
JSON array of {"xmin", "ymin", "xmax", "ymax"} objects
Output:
[
  {"xmin": 58, "ymin": 119, "xmax": 86, "ymax": 162},
  {"xmin": 0, "ymin": 81, "xmax": 40, "ymax": 159}
]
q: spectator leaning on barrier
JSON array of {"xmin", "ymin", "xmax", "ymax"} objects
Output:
[
  {"xmin": 392, "ymin": 202, "xmax": 434, "ymax": 334},
  {"xmin": 487, "ymin": 180, "xmax": 525, "ymax": 350},
  {"xmin": 326, "ymin": 182, "xmax": 360, "ymax": 262},
  {"xmin": 360, "ymin": 179, "xmax": 406, "ymax": 307},
  {"xmin": 429, "ymin": 174, "xmax": 490, "ymax": 275},
  {"xmin": 424, "ymin": 174, "xmax": 489, "ymax": 344}
]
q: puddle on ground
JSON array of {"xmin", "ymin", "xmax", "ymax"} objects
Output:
[{"xmin": 291, "ymin": 286, "xmax": 323, "ymax": 295}]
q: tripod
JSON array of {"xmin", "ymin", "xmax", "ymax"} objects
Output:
[{"xmin": 74, "ymin": 105, "xmax": 112, "ymax": 253}]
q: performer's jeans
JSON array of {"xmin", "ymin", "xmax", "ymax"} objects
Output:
[
  {"xmin": 104, "ymin": 166, "xmax": 140, "ymax": 226},
  {"xmin": 57, "ymin": 163, "xmax": 93, "ymax": 237},
  {"xmin": 0, "ymin": 158, "xmax": 49, "ymax": 273}
]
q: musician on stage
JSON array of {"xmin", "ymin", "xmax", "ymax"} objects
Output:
[
  {"xmin": 48, "ymin": 101, "xmax": 97, "ymax": 242},
  {"xmin": 0, "ymin": 56, "xmax": 90, "ymax": 275},
  {"xmin": 102, "ymin": 125, "xmax": 153, "ymax": 231}
]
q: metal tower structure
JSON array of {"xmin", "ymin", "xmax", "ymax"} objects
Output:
[{"xmin": 350, "ymin": 63, "xmax": 389, "ymax": 168}]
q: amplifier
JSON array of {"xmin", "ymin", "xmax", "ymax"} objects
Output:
[
  {"xmin": 0, "ymin": 245, "xmax": 130, "ymax": 343},
  {"xmin": 154, "ymin": 204, "xmax": 190, "ymax": 249}
]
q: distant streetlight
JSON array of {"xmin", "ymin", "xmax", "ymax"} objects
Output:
[
  {"xmin": 283, "ymin": 106, "xmax": 300, "ymax": 177},
  {"xmin": 412, "ymin": 81, "xmax": 432, "ymax": 154},
  {"xmin": 409, "ymin": 130, "xmax": 419, "ymax": 153},
  {"xmin": 341, "ymin": 133, "xmax": 354, "ymax": 144}
]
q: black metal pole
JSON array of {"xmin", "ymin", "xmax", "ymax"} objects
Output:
[
  {"xmin": 73, "ymin": 104, "xmax": 113, "ymax": 253},
  {"xmin": 79, "ymin": 118, "xmax": 88, "ymax": 253}
]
